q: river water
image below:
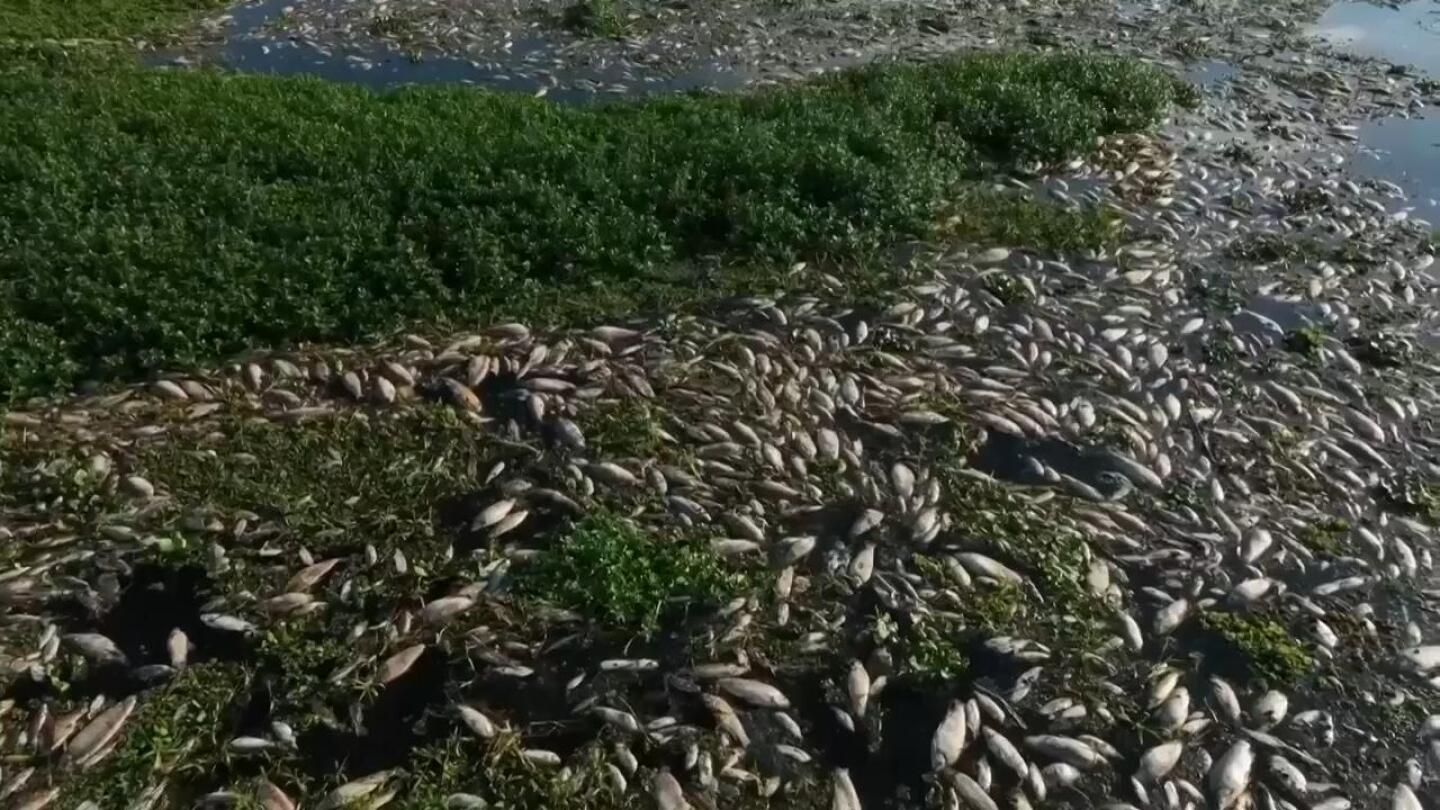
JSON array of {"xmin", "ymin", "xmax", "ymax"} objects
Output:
[{"xmin": 1313, "ymin": 0, "xmax": 1440, "ymax": 209}]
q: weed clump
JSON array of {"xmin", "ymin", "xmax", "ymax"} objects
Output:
[
  {"xmin": 1200, "ymin": 611, "xmax": 1312, "ymax": 686},
  {"xmin": 1298, "ymin": 517, "xmax": 1349, "ymax": 556},
  {"xmin": 561, "ymin": 0, "xmax": 628, "ymax": 37},
  {"xmin": 1283, "ymin": 326, "xmax": 1325, "ymax": 358},
  {"xmin": 516, "ymin": 512, "xmax": 741, "ymax": 632},
  {"xmin": 579, "ymin": 398, "xmax": 669, "ymax": 459}
]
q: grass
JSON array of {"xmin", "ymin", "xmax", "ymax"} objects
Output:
[
  {"xmin": 60, "ymin": 662, "xmax": 253, "ymax": 808},
  {"xmin": 0, "ymin": 51, "xmax": 1183, "ymax": 400},
  {"xmin": 0, "ymin": 0, "xmax": 223, "ymax": 42},
  {"xmin": 397, "ymin": 734, "xmax": 625, "ymax": 810},
  {"xmin": 134, "ymin": 409, "xmax": 494, "ymax": 564},
  {"xmin": 578, "ymin": 398, "xmax": 671, "ymax": 459},
  {"xmin": 1199, "ymin": 611, "xmax": 1312, "ymax": 686},
  {"xmin": 515, "ymin": 512, "xmax": 743, "ymax": 633}
]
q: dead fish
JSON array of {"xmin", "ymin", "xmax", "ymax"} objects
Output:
[
  {"xmin": 1252, "ymin": 691, "xmax": 1288, "ymax": 727},
  {"xmin": 1207, "ymin": 740, "xmax": 1253, "ymax": 810},
  {"xmin": 945, "ymin": 770, "xmax": 999, "ymax": 810},
  {"xmin": 1209, "ymin": 677, "xmax": 1241, "ymax": 723},
  {"xmin": 1393, "ymin": 784, "xmax": 1422, "ymax": 810},
  {"xmin": 422, "ymin": 596, "xmax": 474, "ymax": 626},
  {"xmin": 932, "ymin": 699, "xmax": 968, "ymax": 770},
  {"xmin": 63, "ymin": 696, "xmax": 137, "ymax": 766},
  {"xmin": 201, "ymin": 613, "xmax": 257, "ymax": 634},
  {"xmin": 983, "ymin": 727, "xmax": 1029, "ymax": 778},
  {"xmin": 258, "ymin": 779, "xmax": 297, "ymax": 810},
  {"xmin": 832, "ymin": 769, "xmax": 862, "ymax": 810},
  {"xmin": 1153, "ymin": 599, "xmax": 1189, "ymax": 636},
  {"xmin": 456, "ymin": 705, "xmax": 498, "ymax": 739},
  {"xmin": 1025, "ymin": 735, "xmax": 1103, "ymax": 770},
  {"xmin": 1137, "ymin": 740, "xmax": 1183, "ymax": 783},
  {"xmin": 167, "ymin": 628, "xmax": 191, "ymax": 669},
  {"xmin": 62, "ymin": 633, "xmax": 127, "ymax": 666},
  {"xmin": 702, "ymin": 694, "xmax": 749, "ymax": 747},
  {"xmin": 286, "ymin": 558, "xmax": 341, "ymax": 592},
  {"xmin": 122, "ymin": 476, "xmax": 155, "ymax": 498},
  {"xmin": 847, "ymin": 661, "xmax": 871, "ymax": 718},
  {"xmin": 651, "ymin": 770, "xmax": 691, "ymax": 810},
  {"xmin": 956, "ymin": 552, "xmax": 1024, "ymax": 584},
  {"xmin": 719, "ymin": 678, "xmax": 790, "ymax": 709},
  {"xmin": 377, "ymin": 644, "xmax": 426, "ymax": 684},
  {"xmin": 315, "ymin": 771, "xmax": 393, "ymax": 810}
]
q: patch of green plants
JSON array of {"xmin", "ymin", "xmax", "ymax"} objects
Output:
[
  {"xmin": 578, "ymin": 398, "xmax": 669, "ymax": 459},
  {"xmin": 1199, "ymin": 611, "xmax": 1312, "ymax": 686},
  {"xmin": 1283, "ymin": 325, "xmax": 1325, "ymax": 358},
  {"xmin": 397, "ymin": 733, "xmax": 622, "ymax": 810},
  {"xmin": 940, "ymin": 476, "xmax": 1095, "ymax": 615},
  {"xmin": 912, "ymin": 553, "xmax": 1025, "ymax": 632},
  {"xmin": 0, "ymin": 0, "xmax": 223, "ymax": 42},
  {"xmin": 1297, "ymin": 517, "xmax": 1349, "ymax": 556},
  {"xmin": 135, "ymin": 408, "xmax": 494, "ymax": 558},
  {"xmin": 515, "ymin": 511, "xmax": 744, "ymax": 633},
  {"xmin": 60, "ymin": 662, "xmax": 253, "ymax": 808},
  {"xmin": 0, "ymin": 52, "xmax": 1182, "ymax": 399},
  {"xmin": 899, "ymin": 615, "xmax": 970, "ymax": 682},
  {"xmin": 561, "ymin": 0, "xmax": 628, "ymax": 37}
]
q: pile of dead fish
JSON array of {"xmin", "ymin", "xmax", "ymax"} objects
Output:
[{"xmin": 8, "ymin": 0, "xmax": 1440, "ymax": 805}]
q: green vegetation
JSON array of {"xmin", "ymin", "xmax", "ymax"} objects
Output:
[
  {"xmin": 0, "ymin": 0, "xmax": 222, "ymax": 42},
  {"xmin": 1199, "ymin": 611, "xmax": 1312, "ymax": 686},
  {"xmin": 0, "ymin": 52, "xmax": 1181, "ymax": 399},
  {"xmin": 579, "ymin": 398, "xmax": 670, "ymax": 459},
  {"xmin": 941, "ymin": 476, "xmax": 1096, "ymax": 614},
  {"xmin": 61, "ymin": 662, "xmax": 253, "ymax": 808},
  {"xmin": 515, "ymin": 512, "xmax": 742, "ymax": 632},
  {"xmin": 1298, "ymin": 517, "xmax": 1349, "ymax": 556},
  {"xmin": 135, "ymin": 409, "xmax": 493, "ymax": 563},
  {"xmin": 398, "ymin": 734, "xmax": 625, "ymax": 810},
  {"xmin": 1283, "ymin": 326, "xmax": 1325, "ymax": 358},
  {"xmin": 561, "ymin": 0, "xmax": 628, "ymax": 37},
  {"xmin": 900, "ymin": 615, "xmax": 971, "ymax": 682}
]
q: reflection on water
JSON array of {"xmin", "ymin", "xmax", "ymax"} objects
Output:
[
  {"xmin": 1312, "ymin": 0, "xmax": 1440, "ymax": 76},
  {"xmin": 1352, "ymin": 112, "xmax": 1440, "ymax": 209},
  {"xmin": 154, "ymin": 0, "xmax": 752, "ymax": 101},
  {"xmin": 1311, "ymin": 0, "xmax": 1440, "ymax": 208},
  {"xmin": 1182, "ymin": 60, "xmax": 1238, "ymax": 87}
]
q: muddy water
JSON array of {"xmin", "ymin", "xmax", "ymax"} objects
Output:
[{"xmin": 1313, "ymin": 0, "xmax": 1440, "ymax": 208}]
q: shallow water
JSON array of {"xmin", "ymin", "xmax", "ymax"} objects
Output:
[
  {"xmin": 1313, "ymin": 0, "xmax": 1440, "ymax": 76},
  {"xmin": 1182, "ymin": 59, "xmax": 1238, "ymax": 87},
  {"xmin": 156, "ymin": 0, "xmax": 752, "ymax": 101},
  {"xmin": 1352, "ymin": 112, "xmax": 1440, "ymax": 210},
  {"xmin": 1312, "ymin": 0, "xmax": 1440, "ymax": 208}
]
